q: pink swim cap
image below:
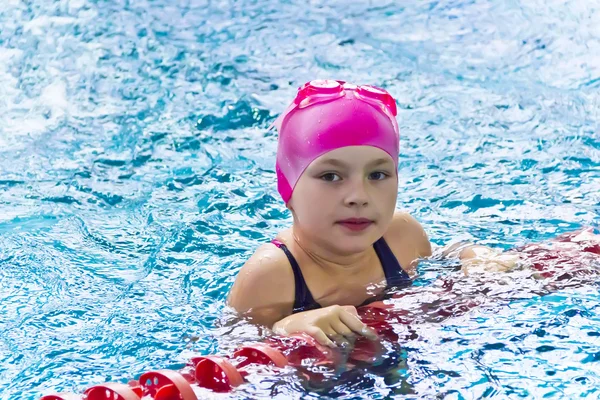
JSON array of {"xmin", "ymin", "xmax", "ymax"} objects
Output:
[{"xmin": 272, "ymin": 80, "xmax": 400, "ymax": 203}]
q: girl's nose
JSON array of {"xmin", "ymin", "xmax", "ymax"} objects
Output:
[{"xmin": 344, "ymin": 180, "xmax": 369, "ymax": 207}]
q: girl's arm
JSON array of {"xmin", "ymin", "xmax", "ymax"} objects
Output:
[
  {"xmin": 227, "ymin": 244, "xmax": 296, "ymax": 327},
  {"xmin": 388, "ymin": 211, "xmax": 520, "ymax": 274},
  {"xmin": 227, "ymin": 245, "xmax": 379, "ymax": 347},
  {"xmin": 438, "ymin": 241, "xmax": 522, "ymax": 274}
]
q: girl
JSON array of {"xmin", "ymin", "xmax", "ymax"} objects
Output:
[{"xmin": 227, "ymin": 80, "xmax": 520, "ymax": 348}]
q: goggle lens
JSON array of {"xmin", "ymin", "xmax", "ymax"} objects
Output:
[{"xmin": 294, "ymin": 80, "xmax": 397, "ymax": 116}]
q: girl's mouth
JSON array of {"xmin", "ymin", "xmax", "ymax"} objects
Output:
[{"xmin": 337, "ymin": 218, "xmax": 374, "ymax": 232}]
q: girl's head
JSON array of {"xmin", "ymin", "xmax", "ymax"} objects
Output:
[{"xmin": 273, "ymin": 80, "xmax": 400, "ymax": 253}]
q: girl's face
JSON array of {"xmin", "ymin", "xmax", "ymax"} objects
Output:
[{"xmin": 288, "ymin": 146, "xmax": 398, "ymax": 255}]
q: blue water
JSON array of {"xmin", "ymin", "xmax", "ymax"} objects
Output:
[{"xmin": 1, "ymin": 0, "xmax": 599, "ymax": 398}]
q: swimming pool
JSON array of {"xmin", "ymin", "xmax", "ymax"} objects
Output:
[{"xmin": 1, "ymin": 0, "xmax": 599, "ymax": 398}]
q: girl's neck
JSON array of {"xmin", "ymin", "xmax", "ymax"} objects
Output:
[{"xmin": 289, "ymin": 227, "xmax": 376, "ymax": 275}]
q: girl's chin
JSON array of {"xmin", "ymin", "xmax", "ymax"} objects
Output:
[{"xmin": 327, "ymin": 234, "xmax": 379, "ymax": 253}]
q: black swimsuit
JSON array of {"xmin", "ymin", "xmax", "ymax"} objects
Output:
[{"xmin": 271, "ymin": 237, "xmax": 412, "ymax": 313}]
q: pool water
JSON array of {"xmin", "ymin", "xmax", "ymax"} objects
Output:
[{"xmin": 1, "ymin": 0, "xmax": 599, "ymax": 398}]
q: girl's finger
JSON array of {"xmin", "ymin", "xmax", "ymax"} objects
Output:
[
  {"xmin": 338, "ymin": 310, "xmax": 378, "ymax": 340},
  {"xmin": 341, "ymin": 305, "xmax": 358, "ymax": 316},
  {"xmin": 324, "ymin": 324, "xmax": 352, "ymax": 347},
  {"xmin": 307, "ymin": 327, "xmax": 337, "ymax": 348},
  {"xmin": 330, "ymin": 319, "xmax": 355, "ymax": 338}
]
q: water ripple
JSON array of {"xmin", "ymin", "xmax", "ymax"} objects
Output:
[{"xmin": 1, "ymin": 0, "xmax": 599, "ymax": 398}]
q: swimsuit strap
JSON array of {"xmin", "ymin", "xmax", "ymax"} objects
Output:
[
  {"xmin": 373, "ymin": 237, "xmax": 412, "ymax": 288},
  {"xmin": 271, "ymin": 240, "xmax": 322, "ymax": 312},
  {"xmin": 271, "ymin": 237, "xmax": 412, "ymax": 314}
]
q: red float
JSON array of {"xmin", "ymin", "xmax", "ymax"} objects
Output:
[{"xmin": 39, "ymin": 229, "xmax": 600, "ymax": 399}]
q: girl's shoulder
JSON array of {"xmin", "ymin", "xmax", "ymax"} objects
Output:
[
  {"xmin": 383, "ymin": 211, "xmax": 432, "ymax": 272},
  {"xmin": 227, "ymin": 238, "xmax": 296, "ymax": 326}
]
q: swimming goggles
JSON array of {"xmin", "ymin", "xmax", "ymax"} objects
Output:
[{"xmin": 270, "ymin": 79, "xmax": 398, "ymax": 132}]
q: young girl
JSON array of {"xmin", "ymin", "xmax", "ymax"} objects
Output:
[{"xmin": 227, "ymin": 80, "xmax": 521, "ymax": 348}]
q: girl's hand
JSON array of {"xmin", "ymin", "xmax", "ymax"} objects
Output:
[
  {"xmin": 272, "ymin": 305, "xmax": 379, "ymax": 348},
  {"xmin": 459, "ymin": 246, "xmax": 521, "ymax": 275}
]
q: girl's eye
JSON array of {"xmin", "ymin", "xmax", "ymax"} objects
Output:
[
  {"xmin": 369, "ymin": 171, "xmax": 389, "ymax": 180},
  {"xmin": 320, "ymin": 173, "xmax": 341, "ymax": 182}
]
